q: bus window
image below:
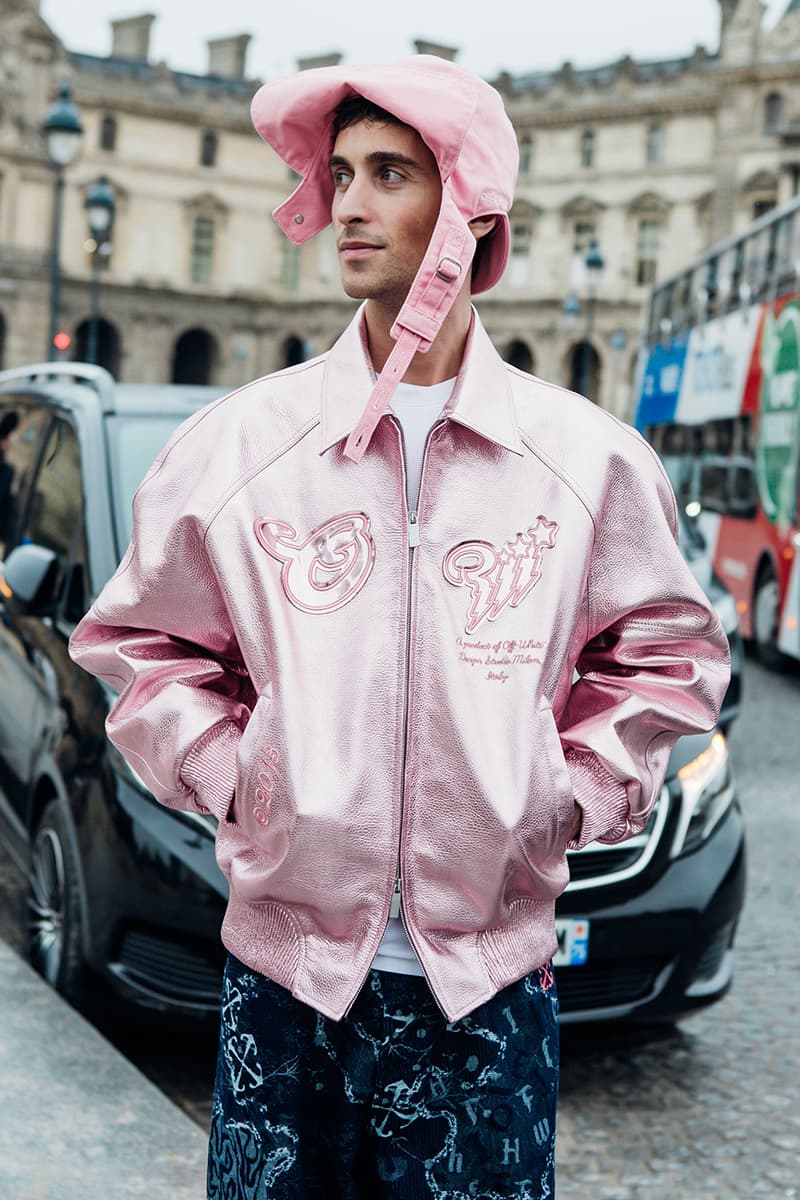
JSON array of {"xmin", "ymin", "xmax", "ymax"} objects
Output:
[
  {"xmin": 730, "ymin": 461, "xmax": 758, "ymax": 519},
  {"xmin": 714, "ymin": 419, "xmax": 734, "ymax": 456},
  {"xmin": 660, "ymin": 283, "xmax": 675, "ymax": 341},
  {"xmin": 765, "ymin": 221, "xmax": 780, "ymax": 291},
  {"xmin": 650, "ymin": 285, "xmax": 674, "ymax": 345},
  {"xmin": 699, "ymin": 458, "xmax": 729, "ymax": 514},
  {"xmin": 705, "ymin": 257, "xmax": 719, "ymax": 317},
  {"xmin": 775, "ymin": 213, "xmax": 795, "ymax": 292},
  {"xmin": 673, "ymin": 272, "xmax": 690, "ymax": 333},
  {"xmin": 648, "ymin": 288, "xmax": 665, "ymax": 344},
  {"xmin": 732, "ymin": 414, "xmax": 753, "ymax": 456},
  {"xmin": 691, "ymin": 264, "xmax": 709, "ymax": 324},
  {"xmin": 730, "ymin": 241, "xmax": 745, "ymax": 311},
  {"xmin": 791, "ymin": 215, "xmax": 800, "ymax": 282},
  {"xmin": 717, "ymin": 246, "xmax": 736, "ymax": 312},
  {"xmin": 663, "ymin": 424, "xmax": 691, "ymax": 456},
  {"xmin": 745, "ymin": 227, "xmax": 770, "ymax": 299}
]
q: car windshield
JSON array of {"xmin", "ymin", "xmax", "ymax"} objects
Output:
[{"xmin": 105, "ymin": 415, "xmax": 186, "ymax": 555}]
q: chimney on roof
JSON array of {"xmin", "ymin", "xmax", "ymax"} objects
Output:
[
  {"xmin": 111, "ymin": 14, "xmax": 156, "ymax": 62},
  {"xmin": 207, "ymin": 34, "xmax": 251, "ymax": 79},
  {"xmin": 297, "ymin": 52, "xmax": 343, "ymax": 70},
  {"xmin": 413, "ymin": 39, "xmax": 459, "ymax": 61}
]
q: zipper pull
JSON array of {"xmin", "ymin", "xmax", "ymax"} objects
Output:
[
  {"xmin": 389, "ymin": 877, "xmax": 402, "ymax": 919},
  {"xmin": 408, "ymin": 510, "xmax": 420, "ymax": 548}
]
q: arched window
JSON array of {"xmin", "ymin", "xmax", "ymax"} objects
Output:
[
  {"xmin": 99, "ymin": 114, "xmax": 117, "ymax": 152},
  {"xmin": 282, "ymin": 335, "xmax": 306, "ymax": 367},
  {"xmin": 764, "ymin": 92, "xmax": 783, "ymax": 135},
  {"xmin": 568, "ymin": 340, "xmax": 601, "ymax": 404},
  {"xmin": 519, "ymin": 134, "xmax": 533, "ymax": 175},
  {"xmin": 200, "ymin": 130, "xmax": 218, "ymax": 168},
  {"xmin": 580, "ymin": 129, "xmax": 595, "ymax": 169},
  {"xmin": 171, "ymin": 328, "xmax": 218, "ymax": 385},
  {"xmin": 74, "ymin": 317, "xmax": 122, "ymax": 377},
  {"xmin": 504, "ymin": 340, "xmax": 534, "ymax": 373}
]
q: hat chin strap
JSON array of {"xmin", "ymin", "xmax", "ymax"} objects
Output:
[{"xmin": 343, "ymin": 186, "xmax": 476, "ymax": 463}]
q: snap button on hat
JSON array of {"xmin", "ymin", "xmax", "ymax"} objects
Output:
[{"xmin": 294, "ymin": 213, "xmax": 304, "ymax": 224}]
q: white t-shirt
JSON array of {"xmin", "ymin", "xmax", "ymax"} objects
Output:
[{"xmin": 370, "ymin": 376, "xmax": 456, "ymax": 977}]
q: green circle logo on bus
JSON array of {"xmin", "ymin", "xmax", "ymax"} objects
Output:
[{"xmin": 758, "ymin": 301, "xmax": 800, "ymax": 528}]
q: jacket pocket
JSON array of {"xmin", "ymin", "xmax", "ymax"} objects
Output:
[{"xmin": 515, "ymin": 697, "xmax": 576, "ymax": 873}]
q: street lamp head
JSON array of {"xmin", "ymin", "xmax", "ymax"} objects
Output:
[
  {"xmin": 43, "ymin": 83, "xmax": 84, "ymax": 168},
  {"xmin": 585, "ymin": 238, "xmax": 605, "ymax": 284},
  {"xmin": 85, "ymin": 175, "xmax": 116, "ymax": 239}
]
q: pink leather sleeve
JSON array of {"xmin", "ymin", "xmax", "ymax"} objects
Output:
[
  {"xmin": 560, "ymin": 431, "xmax": 731, "ymax": 849},
  {"xmin": 69, "ymin": 447, "xmax": 251, "ymax": 824}
]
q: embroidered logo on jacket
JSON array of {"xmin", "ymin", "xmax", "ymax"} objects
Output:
[
  {"xmin": 443, "ymin": 517, "xmax": 558, "ymax": 634},
  {"xmin": 253, "ymin": 747, "xmax": 279, "ymax": 827},
  {"xmin": 254, "ymin": 512, "xmax": 375, "ymax": 614}
]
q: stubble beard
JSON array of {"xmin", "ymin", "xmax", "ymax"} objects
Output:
[{"xmin": 340, "ymin": 255, "xmax": 418, "ymax": 311}]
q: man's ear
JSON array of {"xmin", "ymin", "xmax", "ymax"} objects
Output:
[{"xmin": 469, "ymin": 214, "xmax": 498, "ymax": 241}]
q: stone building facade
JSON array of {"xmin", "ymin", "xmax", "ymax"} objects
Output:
[{"xmin": 1, "ymin": 0, "xmax": 800, "ymax": 417}]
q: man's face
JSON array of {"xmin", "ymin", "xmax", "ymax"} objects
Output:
[{"xmin": 330, "ymin": 118, "xmax": 442, "ymax": 307}]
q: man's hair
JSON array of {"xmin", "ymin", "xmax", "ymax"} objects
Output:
[{"xmin": 331, "ymin": 96, "xmax": 407, "ymax": 140}]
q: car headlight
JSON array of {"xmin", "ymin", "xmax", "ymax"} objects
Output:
[
  {"xmin": 711, "ymin": 589, "xmax": 739, "ymax": 635},
  {"xmin": 670, "ymin": 732, "xmax": 734, "ymax": 856}
]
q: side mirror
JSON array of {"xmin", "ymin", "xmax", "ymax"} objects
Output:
[{"xmin": 2, "ymin": 543, "xmax": 59, "ymax": 612}]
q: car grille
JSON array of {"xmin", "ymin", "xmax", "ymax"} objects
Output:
[
  {"xmin": 555, "ymin": 958, "xmax": 667, "ymax": 1013},
  {"xmin": 117, "ymin": 927, "xmax": 224, "ymax": 1002},
  {"xmin": 567, "ymin": 845, "xmax": 644, "ymax": 882}
]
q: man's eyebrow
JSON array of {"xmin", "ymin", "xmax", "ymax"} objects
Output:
[{"xmin": 328, "ymin": 151, "xmax": 426, "ymax": 170}]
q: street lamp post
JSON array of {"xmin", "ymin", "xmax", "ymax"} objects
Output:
[
  {"xmin": 84, "ymin": 176, "xmax": 115, "ymax": 366},
  {"xmin": 42, "ymin": 84, "xmax": 84, "ymax": 361}
]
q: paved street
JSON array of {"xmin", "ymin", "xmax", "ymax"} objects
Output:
[{"xmin": 1, "ymin": 657, "xmax": 798, "ymax": 1197}]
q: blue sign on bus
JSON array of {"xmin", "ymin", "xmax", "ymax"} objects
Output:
[{"xmin": 635, "ymin": 338, "xmax": 689, "ymax": 432}]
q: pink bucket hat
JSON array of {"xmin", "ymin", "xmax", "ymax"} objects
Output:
[{"xmin": 250, "ymin": 55, "xmax": 519, "ymax": 461}]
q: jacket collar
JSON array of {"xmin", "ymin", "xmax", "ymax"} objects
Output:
[{"xmin": 319, "ymin": 304, "xmax": 523, "ymax": 457}]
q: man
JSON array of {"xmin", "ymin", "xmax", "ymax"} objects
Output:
[{"xmin": 70, "ymin": 56, "xmax": 730, "ymax": 1199}]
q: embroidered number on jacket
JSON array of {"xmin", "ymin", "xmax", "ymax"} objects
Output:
[
  {"xmin": 255, "ymin": 512, "xmax": 375, "ymax": 614},
  {"xmin": 443, "ymin": 517, "xmax": 558, "ymax": 634}
]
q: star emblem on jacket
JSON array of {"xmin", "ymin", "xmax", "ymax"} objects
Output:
[{"xmin": 443, "ymin": 517, "xmax": 558, "ymax": 634}]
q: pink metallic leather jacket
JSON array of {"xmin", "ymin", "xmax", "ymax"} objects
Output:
[{"xmin": 69, "ymin": 308, "xmax": 730, "ymax": 1022}]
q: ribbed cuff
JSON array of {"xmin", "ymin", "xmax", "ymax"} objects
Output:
[
  {"xmin": 565, "ymin": 748, "xmax": 630, "ymax": 849},
  {"xmin": 180, "ymin": 720, "xmax": 241, "ymax": 824}
]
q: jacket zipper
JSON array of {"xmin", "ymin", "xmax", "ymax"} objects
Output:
[
  {"xmin": 342, "ymin": 417, "xmax": 443, "ymax": 1017},
  {"xmin": 389, "ymin": 419, "xmax": 446, "ymax": 1001},
  {"xmin": 391, "ymin": 502, "xmax": 420, "ymax": 919}
]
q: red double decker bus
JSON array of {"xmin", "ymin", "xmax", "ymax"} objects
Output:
[{"xmin": 634, "ymin": 195, "xmax": 800, "ymax": 667}]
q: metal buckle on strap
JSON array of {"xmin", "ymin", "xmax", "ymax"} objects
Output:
[{"xmin": 436, "ymin": 256, "xmax": 463, "ymax": 283}]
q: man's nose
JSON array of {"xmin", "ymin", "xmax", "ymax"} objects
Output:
[{"xmin": 334, "ymin": 172, "xmax": 372, "ymax": 226}]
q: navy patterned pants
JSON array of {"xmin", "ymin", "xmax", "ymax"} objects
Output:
[{"xmin": 207, "ymin": 955, "xmax": 559, "ymax": 1199}]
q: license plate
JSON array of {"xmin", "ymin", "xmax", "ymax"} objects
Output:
[{"xmin": 553, "ymin": 918, "xmax": 590, "ymax": 966}]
